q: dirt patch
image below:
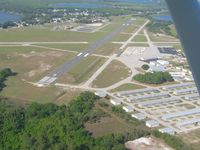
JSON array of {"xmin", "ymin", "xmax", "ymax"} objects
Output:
[
  {"xmin": 125, "ymin": 137, "xmax": 174, "ymax": 150},
  {"xmin": 28, "ymin": 61, "xmax": 52, "ymax": 77}
]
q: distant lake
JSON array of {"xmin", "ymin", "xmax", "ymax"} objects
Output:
[
  {"xmin": 0, "ymin": 12, "xmax": 21, "ymax": 24},
  {"xmin": 52, "ymin": 3, "xmax": 111, "ymax": 9},
  {"xmin": 153, "ymin": 15, "xmax": 172, "ymax": 21},
  {"xmin": 116, "ymin": 0, "xmax": 153, "ymax": 3}
]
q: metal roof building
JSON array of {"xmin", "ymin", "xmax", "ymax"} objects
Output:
[
  {"xmin": 137, "ymin": 97, "xmax": 181, "ymax": 108},
  {"xmin": 173, "ymin": 87, "xmax": 198, "ymax": 95},
  {"xmin": 176, "ymin": 118, "xmax": 200, "ymax": 128},
  {"xmin": 145, "ymin": 120, "xmax": 159, "ymax": 128},
  {"xmin": 123, "ymin": 106, "xmax": 134, "ymax": 113},
  {"xmin": 127, "ymin": 92, "xmax": 169, "ymax": 102},
  {"xmin": 159, "ymin": 127, "xmax": 176, "ymax": 135},
  {"xmin": 162, "ymin": 108, "xmax": 200, "ymax": 120},
  {"xmin": 161, "ymin": 82, "xmax": 195, "ymax": 90},
  {"xmin": 185, "ymin": 93, "xmax": 200, "ymax": 100},
  {"xmin": 117, "ymin": 88, "xmax": 159, "ymax": 97},
  {"xmin": 132, "ymin": 113, "xmax": 146, "ymax": 120},
  {"xmin": 110, "ymin": 99, "xmax": 121, "ymax": 106}
]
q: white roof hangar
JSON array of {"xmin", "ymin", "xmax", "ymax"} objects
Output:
[
  {"xmin": 145, "ymin": 120, "xmax": 159, "ymax": 128},
  {"xmin": 162, "ymin": 108, "xmax": 200, "ymax": 120},
  {"xmin": 117, "ymin": 88, "xmax": 158, "ymax": 97},
  {"xmin": 110, "ymin": 99, "xmax": 121, "ymax": 106},
  {"xmin": 161, "ymin": 82, "xmax": 195, "ymax": 90},
  {"xmin": 132, "ymin": 113, "xmax": 146, "ymax": 120},
  {"xmin": 126, "ymin": 92, "xmax": 169, "ymax": 102},
  {"xmin": 95, "ymin": 91, "xmax": 107, "ymax": 98},
  {"xmin": 176, "ymin": 118, "xmax": 200, "ymax": 128},
  {"xmin": 137, "ymin": 97, "xmax": 181, "ymax": 108},
  {"xmin": 159, "ymin": 127, "xmax": 176, "ymax": 135},
  {"xmin": 123, "ymin": 106, "xmax": 134, "ymax": 113}
]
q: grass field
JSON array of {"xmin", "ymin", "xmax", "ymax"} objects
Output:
[
  {"xmin": 0, "ymin": 46, "xmax": 79, "ymax": 104},
  {"xmin": 148, "ymin": 31, "xmax": 179, "ymax": 42},
  {"xmin": 34, "ymin": 44, "xmax": 89, "ymax": 52},
  {"xmin": 112, "ymin": 33, "xmax": 131, "ymax": 42},
  {"xmin": 92, "ymin": 60, "xmax": 131, "ymax": 88},
  {"xmin": 95, "ymin": 43, "xmax": 121, "ymax": 56},
  {"xmin": 0, "ymin": 26, "xmax": 108, "ymax": 42},
  {"xmin": 132, "ymin": 34, "xmax": 147, "ymax": 42},
  {"xmin": 0, "ymin": 46, "xmax": 76, "ymax": 82},
  {"xmin": 110, "ymin": 83, "xmax": 145, "ymax": 92},
  {"xmin": 57, "ymin": 56, "xmax": 106, "ymax": 84}
]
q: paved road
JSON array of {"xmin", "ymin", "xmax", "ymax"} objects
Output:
[{"xmin": 37, "ymin": 19, "xmax": 134, "ymax": 86}]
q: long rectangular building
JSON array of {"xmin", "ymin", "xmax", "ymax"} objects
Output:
[
  {"xmin": 161, "ymin": 82, "xmax": 195, "ymax": 90},
  {"xmin": 117, "ymin": 88, "xmax": 159, "ymax": 97},
  {"xmin": 185, "ymin": 93, "xmax": 200, "ymax": 100},
  {"xmin": 162, "ymin": 108, "xmax": 200, "ymax": 120},
  {"xmin": 173, "ymin": 87, "xmax": 198, "ymax": 95},
  {"xmin": 127, "ymin": 92, "xmax": 169, "ymax": 102},
  {"xmin": 176, "ymin": 118, "xmax": 200, "ymax": 128},
  {"xmin": 138, "ymin": 97, "xmax": 181, "ymax": 107}
]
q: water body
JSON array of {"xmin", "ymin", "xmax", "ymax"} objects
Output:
[
  {"xmin": 53, "ymin": 3, "xmax": 111, "ymax": 8},
  {"xmin": 0, "ymin": 12, "xmax": 21, "ymax": 24},
  {"xmin": 116, "ymin": 0, "xmax": 153, "ymax": 3},
  {"xmin": 153, "ymin": 15, "xmax": 172, "ymax": 21}
]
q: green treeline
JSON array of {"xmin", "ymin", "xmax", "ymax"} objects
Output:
[
  {"xmin": 0, "ymin": 68, "xmax": 15, "ymax": 91},
  {"xmin": 133, "ymin": 72, "xmax": 174, "ymax": 84},
  {"xmin": 0, "ymin": 92, "xmax": 150, "ymax": 150},
  {"xmin": 147, "ymin": 19, "xmax": 178, "ymax": 37}
]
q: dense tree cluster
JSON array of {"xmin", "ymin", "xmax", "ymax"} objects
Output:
[
  {"xmin": 0, "ymin": 68, "xmax": 15, "ymax": 91},
  {"xmin": 141, "ymin": 64, "xmax": 150, "ymax": 70},
  {"xmin": 0, "ymin": 21, "xmax": 17, "ymax": 29},
  {"xmin": 133, "ymin": 72, "xmax": 174, "ymax": 84},
  {"xmin": 0, "ymin": 92, "xmax": 150, "ymax": 150},
  {"xmin": 147, "ymin": 19, "xmax": 178, "ymax": 37}
]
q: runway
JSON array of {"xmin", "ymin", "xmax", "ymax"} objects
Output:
[{"xmin": 37, "ymin": 19, "xmax": 134, "ymax": 86}]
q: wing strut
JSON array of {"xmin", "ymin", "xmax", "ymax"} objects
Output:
[{"xmin": 165, "ymin": 0, "xmax": 200, "ymax": 93}]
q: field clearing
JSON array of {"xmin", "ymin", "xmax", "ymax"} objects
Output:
[
  {"xmin": 181, "ymin": 129, "xmax": 200, "ymax": 150},
  {"xmin": 95, "ymin": 43, "xmax": 121, "ymax": 56},
  {"xmin": 0, "ymin": 27, "xmax": 108, "ymax": 42},
  {"xmin": 134, "ymin": 18, "xmax": 147, "ymax": 26},
  {"xmin": 112, "ymin": 33, "xmax": 131, "ymax": 42},
  {"xmin": 35, "ymin": 43, "xmax": 89, "ymax": 52},
  {"xmin": 110, "ymin": 83, "xmax": 145, "ymax": 92},
  {"xmin": 132, "ymin": 35, "xmax": 147, "ymax": 42},
  {"xmin": 148, "ymin": 31, "xmax": 179, "ymax": 42},
  {"xmin": 0, "ymin": 46, "xmax": 76, "ymax": 82},
  {"xmin": 57, "ymin": 56, "xmax": 107, "ymax": 84},
  {"xmin": 123, "ymin": 25, "xmax": 138, "ymax": 33},
  {"xmin": 127, "ymin": 43, "xmax": 149, "ymax": 47},
  {"xmin": 92, "ymin": 60, "xmax": 131, "ymax": 88},
  {"xmin": 0, "ymin": 78, "xmax": 63, "ymax": 104},
  {"xmin": 85, "ymin": 100, "xmax": 148, "ymax": 137},
  {"xmin": 54, "ymin": 88, "xmax": 82, "ymax": 105}
]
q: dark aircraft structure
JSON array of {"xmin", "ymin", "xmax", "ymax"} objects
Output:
[{"xmin": 165, "ymin": 0, "xmax": 200, "ymax": 93}]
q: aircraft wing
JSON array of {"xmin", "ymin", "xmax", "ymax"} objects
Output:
[{"xmin": 165, "ymin": 0, "xmax": 200, "ymax": 93}]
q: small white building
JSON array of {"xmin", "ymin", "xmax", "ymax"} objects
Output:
[
  {"xmin": 110, "ymin": 99, "xmax": 121, "ymax": 106},
  {"xmin": 145, "ymin": 120, "xmax": 159, "ymax": 128},
  {"xmin": 132, "ymin": 113, "xmax": 146, "ymax": 120},
  {"xmin": 123, "ymin": 106, "xmax": 134, "ymax": 113},
  {"xmin": 95, "ymin": 91, "xmax": 107, "ymax": 98},
  {"xmin": 157, "ymin": 60, "xmax": 169, "ymax": 66},
  {"xmin": 159, "ymin": 127, "xmax": 176, "ymax": 135}
]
